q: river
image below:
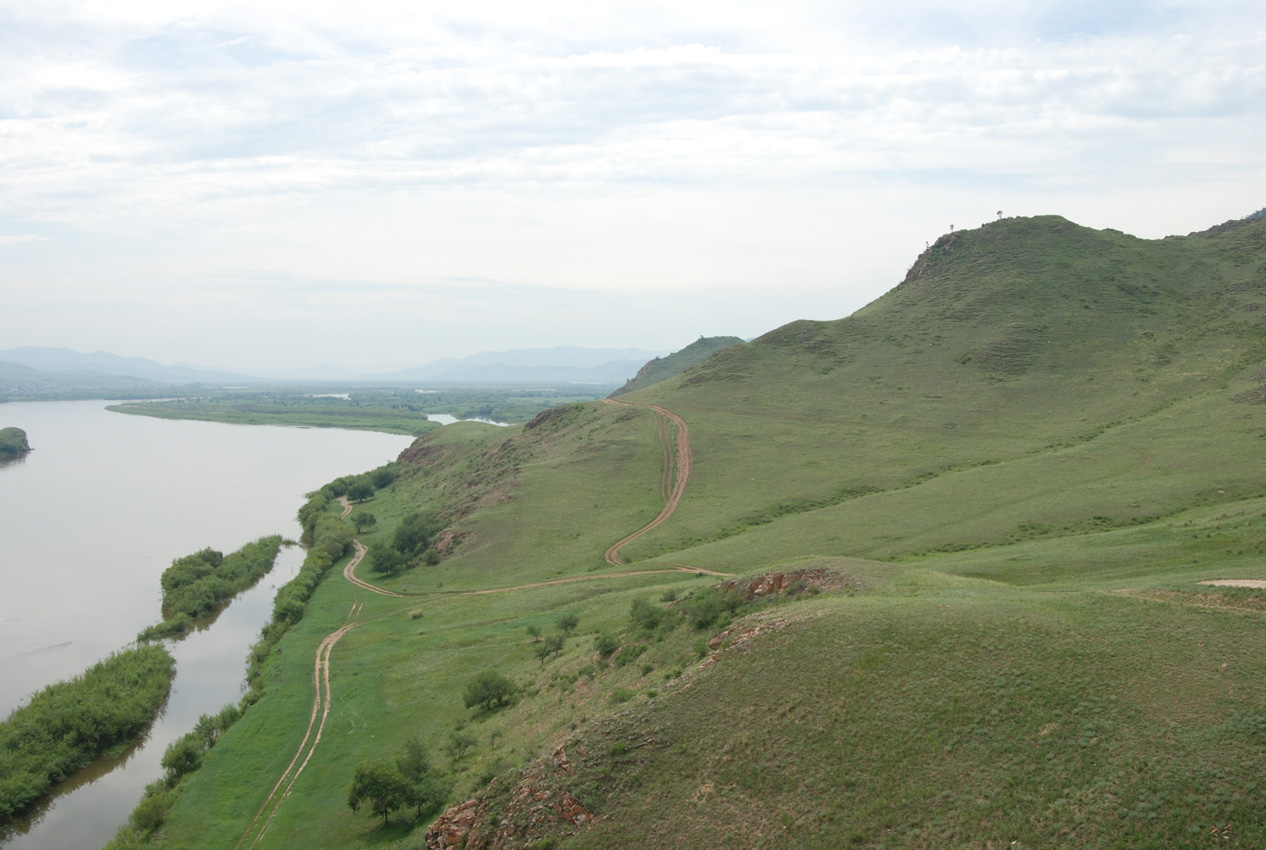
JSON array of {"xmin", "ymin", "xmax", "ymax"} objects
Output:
[{"xmin": 0, "ymin": 400, "xmax": 414, "ymax": 849}]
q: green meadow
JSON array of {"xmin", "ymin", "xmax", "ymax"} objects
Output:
[{"xmin": 135, "ymin": 214, "xmax": 1266, "ymax": 849}]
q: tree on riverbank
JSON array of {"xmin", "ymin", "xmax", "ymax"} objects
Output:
[{"xmin": 348, "ymin": 760, "xmax": 410, "ymax": 825}]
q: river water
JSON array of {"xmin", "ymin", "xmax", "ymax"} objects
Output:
[{"xmin": 0, "ymin": 401, "xmax": 414, "ymax": 849}]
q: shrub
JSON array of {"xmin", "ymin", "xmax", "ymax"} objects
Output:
[
  {"xmin": 129, "ymin": 787, "xmax": 171, "ymax": 833},
  {"xmin": 614, "ymin": 644, "xmax": 647, "ymax": 668},
  {"xmin": 594, "ymin": 632, "xmax": 620, "ymax": 659},
  {"xmin": 463, "ymin": 670, "xmax": 518, "ymax": 711}
]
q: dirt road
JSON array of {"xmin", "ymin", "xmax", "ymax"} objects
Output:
[
  {"xmin": 602, "ymin": 399, "xmax": 692, "ymax": 566},
  {"xmin": 239, "ymin": 400, "xmax": 705, "ymax": 846}
]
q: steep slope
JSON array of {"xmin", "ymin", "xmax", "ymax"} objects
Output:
[
  {"xmin": 612, "ymin": 214, "xmax": 1266, "ymax": 567},
  {"xmin": 610, "ymin": 336, "xmax": 744, "ymax": 396}
]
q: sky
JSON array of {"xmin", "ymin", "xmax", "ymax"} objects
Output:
[{"xmin": 1, "ymin": 1, "xmax": 1264, "ymax": 376}]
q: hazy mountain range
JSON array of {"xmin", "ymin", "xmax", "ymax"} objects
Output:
[{"xmin": 0, "ymin": 346, "xmax": 670, "ymax": 392}]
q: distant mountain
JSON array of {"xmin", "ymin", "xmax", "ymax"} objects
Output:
[
  {"xmin": 370, "ymin": 347, "xmax": 667, "ymax": 385},
  {"xmin": 0, "ymin": 347, "xmax": 253, "ymax": 384},
  {"xmin": 0, "ymin": 358, "xmax": 166, "ymax": 395},
  {"xmin": 610, "ymin": 336, "xmax": 745, "ymax": 396},
  {"xmin": 277, "ymin": 364, "xmax": 361, "ymax": 381}
]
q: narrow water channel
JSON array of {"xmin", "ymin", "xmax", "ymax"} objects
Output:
[{"xmin": 0, "ymin": 401, "xmax": 413, "ymax": 849}]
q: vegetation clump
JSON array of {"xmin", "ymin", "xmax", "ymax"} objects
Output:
[
  {"xmin": 0, "ymin": 645, "xmax": 174, "ymax": 825},
  {"xmin": 0, "ymin": 427, "xmax": 30, "ymax": 454},
  {"xmin": 157, "ymin": 537, "xmax": 285, "ymax": 622},
  {"xmin": 463, "ymin": 670, "xmax": 518, "ymax": 712},
  {"xmin": 348, "ymin": 738, "xmax": 451, "ymax": 827}
]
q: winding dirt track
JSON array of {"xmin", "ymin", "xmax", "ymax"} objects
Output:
[
  {"xmin": 602, "ymin": 400, "xmax": 692, "ymax": 566},
  {"xmin": 238, "ymin": 400, "xmax": 704, "ymax": 847}
]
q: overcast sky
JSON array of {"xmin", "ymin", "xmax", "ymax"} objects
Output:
[{"xmin": 1, "ymin": 0, "xmax": 1263, "ymax": 375}]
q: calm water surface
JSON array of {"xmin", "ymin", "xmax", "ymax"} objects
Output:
[{"xmin": 0, "ymin": 401, "xmax": 413, "ymax": 849}]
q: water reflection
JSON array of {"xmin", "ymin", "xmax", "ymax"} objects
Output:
[
  {"xmin": 0, "ymin": 452, "xmax": 29, "ymax": 469},
  {"xmin": 2, "ymin": 722, "xmax": 152, "ymax": 843},
  {"xmin": 0, "ymin": 401, "xmax": 413, "ymax": 849}
]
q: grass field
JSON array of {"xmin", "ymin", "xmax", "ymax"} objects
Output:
[{"xmin": 141, "ymin": 214, "xmax": 1266, "ymax": 850}]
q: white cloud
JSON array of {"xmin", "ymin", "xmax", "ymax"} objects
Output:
[{"xmin": 0, "ymin": 1, "xmax": 1263, "ymax": 370}]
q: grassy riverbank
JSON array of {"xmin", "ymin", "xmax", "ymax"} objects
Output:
[{"xmin": 107, "ymin": 387, "xmax": 613, "ymax": 435}]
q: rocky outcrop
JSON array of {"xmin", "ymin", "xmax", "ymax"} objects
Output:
[
  {"xmin": 426, "ymin": 797, "xmax": 487, "ymax": 850},
  {"xmin": 425, "ymin": 746, "xmax": 593, "ymax": 850},
  {"xmin": 718, "ymin": 567, "xmax": 849, "ymax": 601}
]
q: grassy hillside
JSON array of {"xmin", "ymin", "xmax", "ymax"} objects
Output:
[
  {"xmin": 144, "ymin": 214, "xmax": 1266, "ymax": 850},
  {"xmin": 611, "ymin": 336, "xmax": 745, "ymax": 396}
]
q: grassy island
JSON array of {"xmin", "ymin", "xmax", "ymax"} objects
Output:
[
  {"xmin": 0, "ymin": 427, "xmax": 30, "ymax": 454},
  {"xmin": 0, "ymin": 645, "xmax": 175, "ymax": 826}
]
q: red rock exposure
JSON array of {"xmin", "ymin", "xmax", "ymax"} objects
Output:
[
  {"xmin": 719, "ymin": 567, "xmax": 847, "ymax": 600},
  {"xmin": 426, "ymin": 798, "xmax": 486, "ymax": 850},
  {"xmin": 425, "ymin": 746, "xmax": 594, "ymax": 850}
]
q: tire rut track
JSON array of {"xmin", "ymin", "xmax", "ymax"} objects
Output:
[
  {"xmin": 603, "ymin": 400, "xmax": 692, "ymax": 566},
  {"xmin": 240, "ymin": 400, "xmax": 702, "ymax": 847}
]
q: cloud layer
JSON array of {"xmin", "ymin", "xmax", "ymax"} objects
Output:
[{"xmin": 2, "ymin": 1, "xmax": 1263, "ymax": 373}]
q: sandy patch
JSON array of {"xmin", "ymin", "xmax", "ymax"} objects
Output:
[{"xmin": 1199, "ymin": 579, "xmax": 1266, "ymax": 588}]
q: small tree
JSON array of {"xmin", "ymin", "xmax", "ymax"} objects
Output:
[
  {"xmin": 556, "ymin": 612, "xmax": 579, "ymax": 635},
  {"xmin": 368, "ymin": 542, "xmax": 405, "ymax": 576},
  {"xmin": 445, "ymin": 730, "xmax": 476, "ymax": 762},
  {"xmin": 348, "ymin": 759, "xmax": 410, "ymax": 826},
  {"xmin": 350, "ymin": 511, "xmax": 377, "ymax": 533},
  {"xmin": 463, "ymin": 670, "xmax": 517, "ymax": 711},
  {"xmin": 535, "ymin": 633, "xmax": 565, "ymax": 665},
  {"xmin": 347, "ymin": 479, "xmax": 375, "ymax": 502},
  {"xmin": 394, "ymin": 511, "xmax": 440, "ymax": 555},
  {"xmin": 397, "ymin": 738, "xmax": 451, "ymax": 817},
  {"xmin": 629, "ymin": 597, "xmax": 664, "ymax": 634}
]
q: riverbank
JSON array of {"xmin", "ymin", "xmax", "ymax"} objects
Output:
[{"xmin": 0, "ymin": 400, "xmax": 414, "ymax": 849}]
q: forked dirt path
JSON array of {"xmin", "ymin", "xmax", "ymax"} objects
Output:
[
  {"xmin": 344, "ymin": 540, "xmax": 407, "ymax": 598},
  {"xmin": 239, "ymin": 400, "xmax": 709, "ymax": 847}
]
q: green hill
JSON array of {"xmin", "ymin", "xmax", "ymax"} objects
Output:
[
  {"xmin": 140, "ymin": 213, "xmax": 1266, "ymax": 850},
  {"xmin": 610, "ymin": 336, "xmax": 745, "ymax": 396}
]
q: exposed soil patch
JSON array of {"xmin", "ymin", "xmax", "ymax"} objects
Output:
[
  {"xmin": 425, "ymin": 746, "xmax": 593, "ymax": 850},
  {"xmin": 719, "ymin": 567, "xmax": 853, "ymax": 601}
]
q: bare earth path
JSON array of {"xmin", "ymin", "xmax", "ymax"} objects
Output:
[
  {"xmin": 602, "ymin": 399, "xmax": 692, "ymax": 566},
  {"xmin": 239, "ymin": 401, "xmax": 709, "ymax": 847}
]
